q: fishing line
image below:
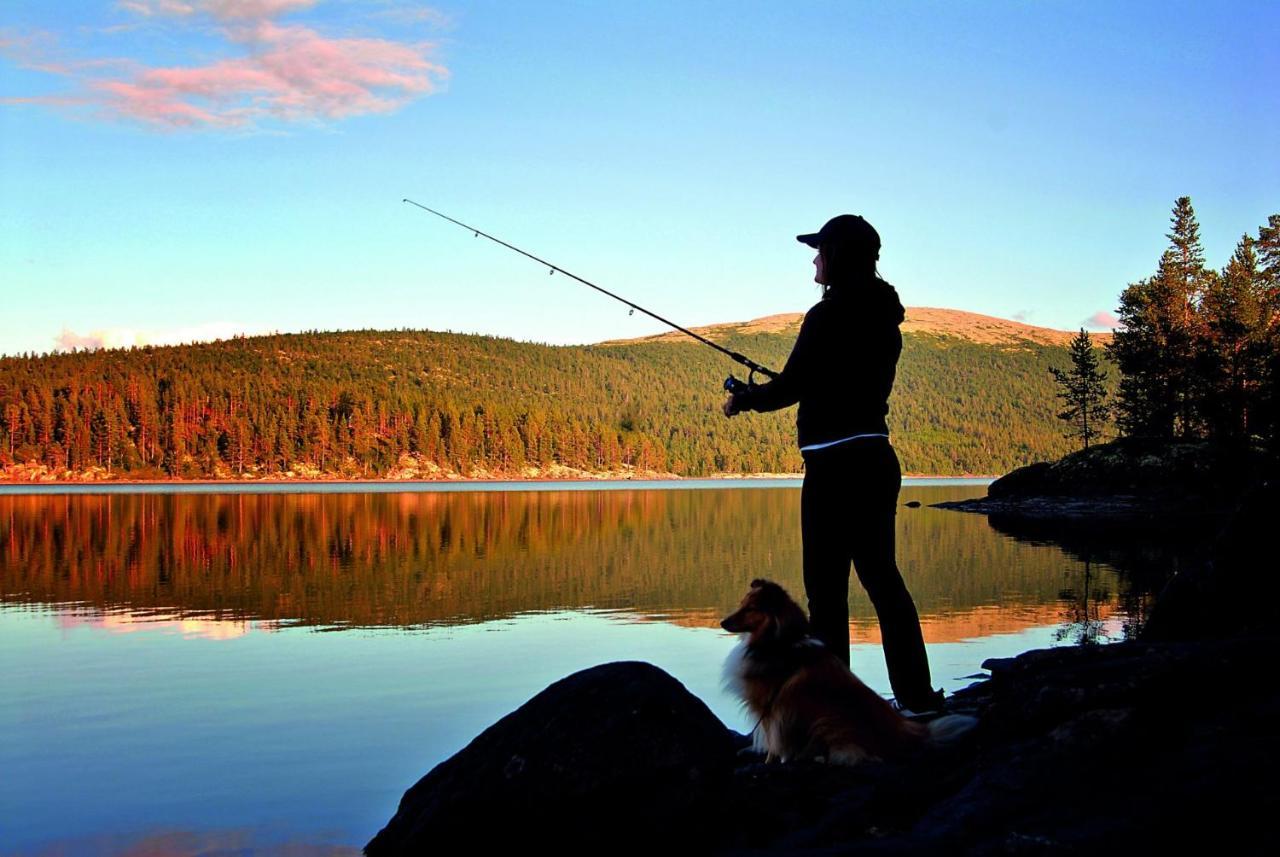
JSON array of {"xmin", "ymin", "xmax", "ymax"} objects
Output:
[{"xmin": 402, "ymin": 198, "xmax": 777, "ymax": 389}]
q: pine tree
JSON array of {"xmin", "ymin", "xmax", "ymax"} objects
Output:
[
  {"xmin": 1168, "ymin": 196, "xmax": 1208, "ymax": 299},
  {"xmin": 1200, "ymin": 234, "xmax": 1267, "ymax": 439},
  {"xmin": 1050, "ymin": 329, "xmax": 1111, "ymax": 450},
  {"xmin": 1166, "ymin": 197, "xmax": 1217, "ymax": 436},
  {"xmin": 1109, "ymin": 270, "xmax": 1177, "ymax": 437},
  {"xmin": 1108, "ymin": 198, "xmax": 1213, "ymax": 439},
  {"xmin": 1255, "ymin": 215, "xmax": 1280, "ymax": 451},
  {"xmin": 1255, "ymin": 214, "xmax": 1280, "ymax": 295}
]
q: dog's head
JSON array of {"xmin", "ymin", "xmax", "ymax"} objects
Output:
[{"xmin": 720, "ymin": 578, "xmax": 810, "ymax": 646}]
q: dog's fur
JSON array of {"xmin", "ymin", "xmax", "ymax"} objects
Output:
[{"xmin": 721, "ymin": 578, "xmax": 976, "ymax": 765}]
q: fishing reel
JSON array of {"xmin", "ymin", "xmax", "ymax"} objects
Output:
[{"xmin": 723, "ymin": 369, "xmax": 760, "ymax": 396}]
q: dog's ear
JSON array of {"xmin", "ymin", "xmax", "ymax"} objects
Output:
[{"xmin": 773, "ymin": 599, "xmax": 810, "ymax": 643}]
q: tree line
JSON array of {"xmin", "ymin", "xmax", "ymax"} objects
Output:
[
  {"xmin": 0, "ymin": 321, "xmax": 1089, "ymax": 479},
  {"xmin": 1108, "ymin": 198, "xmax": 1279, "ymax": 449}
]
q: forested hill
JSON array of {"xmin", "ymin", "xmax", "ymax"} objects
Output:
[{"xmin": 0, "ymin": 309, "xmax": 1113, "ymax": 480}]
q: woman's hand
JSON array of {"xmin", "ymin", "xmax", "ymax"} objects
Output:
[{"xmin": 722, "ymin": 394, "xmax": 740, "ymax": 418}]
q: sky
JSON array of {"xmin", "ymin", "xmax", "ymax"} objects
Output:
[{"xmin": 2, "ymin": 0, "xmax": 1278, "ymax": 356}]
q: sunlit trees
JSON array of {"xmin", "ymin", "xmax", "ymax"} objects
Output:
[
  {"xmin": 1199, "ymin": 235, "xmax": 1268, "ymax": 439},
  {"xmin": 1108, "ymin": 198, "xmax": 1279, "ymax": 451},
  {"xmin": 2, "ymin": 323, "xmax": 1113, "ymax": 479}
]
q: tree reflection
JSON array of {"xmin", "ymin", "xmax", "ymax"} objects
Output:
[{"xmin": 1, "ymin": 487, "xmax": 1152, "ymax": 641}]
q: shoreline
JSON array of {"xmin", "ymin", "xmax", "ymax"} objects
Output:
[
  {"xmin": 0, "ymin": 473, "xmax": 997, "ymax": 484},
  {"xmin": 0, "ymin": 463, "xmax": 998, "ymax": 488},
  {"xmin": 0, "ymin": 473, "xmax": 995, "ymax": 494}
]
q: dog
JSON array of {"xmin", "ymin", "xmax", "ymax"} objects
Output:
[{"xmin": 720, "ymin": 578, "xmax": 977, "ymax": 765}]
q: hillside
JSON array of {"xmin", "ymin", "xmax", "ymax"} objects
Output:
[
  {"xmin": 0, "ymin": 311, "xmax": 1114, "ymax": 480},
  {"xmin": 607, "ymin": 306, "xmax": 1113, "ymax": 348}
]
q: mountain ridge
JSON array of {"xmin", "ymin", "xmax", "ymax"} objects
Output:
[{"xmin": 602, "ymin": 307, "xmax": 1114, "ymax": 348}]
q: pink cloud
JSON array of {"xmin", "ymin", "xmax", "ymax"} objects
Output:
[
  {"xmin": 117, "ymin": 0, "xmax": 199, "ymax": 15},
  {"xmin": 55, "ymin": 322, "xmax": 274, "ymax": 352},
  {"xmin": 373, "ymin": 6, "xmax": 456, "ymax": 28},
  {"xmin": 0, "ymin": 28, "xmax": 75, "ymax": 75},
  {"xmin": 118, "ymin": 0, "xmax": 316, "ymax": 19},
  {"xmin": 55, "ymin": 328, "xmax": 109, "ymax": 351},
  {"xmin": 4, "ymin": 4, "xmax": 447, "ymax": 129},
  {"xmin": 1083, "ymin": 310, "xmax": 1119, "ymax": 329}
]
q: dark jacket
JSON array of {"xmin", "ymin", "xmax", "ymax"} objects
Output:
[{"xmin": 732, "ymin": 279, "xmax": 905, "ymax": 448}]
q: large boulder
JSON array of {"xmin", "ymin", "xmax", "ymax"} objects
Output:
[{"xmin": 364, "ymin": 661, "xmax": 741, "ymax": 854}]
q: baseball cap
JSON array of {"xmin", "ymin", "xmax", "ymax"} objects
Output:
[{"xmin": 796, "ymin": 214, "xmax": 881, "ymax": 255}]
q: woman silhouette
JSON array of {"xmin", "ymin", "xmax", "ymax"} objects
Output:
[{"xmin": 723, "ymin": 214, "xmax": 944, "ymax": 714}]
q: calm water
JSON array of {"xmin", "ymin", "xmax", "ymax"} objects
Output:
[{"xmin": 0, "ymin": 481, "xmax": 1158, "ymax": 856}]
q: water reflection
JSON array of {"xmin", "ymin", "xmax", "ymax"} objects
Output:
[
  {"xmin": 982, "ymin": 510, "xmax": 1199, "ymax": 641},
  {"xmin": 21, "ymin": 829, "xmax": 359, "ymax": 857},
  {"xmin": 1, "ymin": 485, "xmax": 1157, "ymax": 642},
  {"xmin": 0, "ymin": 484, "xmax": 1174, "ymax": 855},
  {"xmin": 56, "ymin": 611, "xmax": 263, "ymax": 640}
]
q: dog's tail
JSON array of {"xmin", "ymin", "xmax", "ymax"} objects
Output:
[{"xmin": 924, "ymin": 714, "xmax": 979, "ymax": 745}]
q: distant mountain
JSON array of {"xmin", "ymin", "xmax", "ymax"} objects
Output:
[
  {"xmin": 0, "ymin": 311, "xmax": 1116, "ymax": 481},
  {"xmin": 608, "ymin": 307, "xmax": 1113, "ymax": 348}
]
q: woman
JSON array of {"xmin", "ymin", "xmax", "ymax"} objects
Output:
[{"xmin": 723, "ymin": 214, "xmax": 944, "ymax": 714}]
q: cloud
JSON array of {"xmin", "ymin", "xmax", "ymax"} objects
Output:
[
  {"xmin": 118, "ymin": 0, "xmax": 317, "ymax": 19},
  {"xmin": 3, "ymin": 2, "xmax": 447, "ymax": 129},
  {"xmin": 1083, "ymin": 310, "xmax": 1119, "ymax": 329},
  {"xmin": 0, "ymin": 28, "xmax": 77, "ymax": 75},
  {"xmin": 55, "ymin": 322, "xmax": 273, "ymax": 352},
  {"xmin": 1011, "ymin": 310, "xmax": 1031, "ymax": 323},
  {"xmin": 55, "ymin": 328, "xmax": 111, "ymax": 351},
  {"xmin": 372, "ymin": 5, "xmax": 455, "ymax": 28},
  {"xmin": 116, "ymin": 0, "xmax": 199, "ymax": 15}
]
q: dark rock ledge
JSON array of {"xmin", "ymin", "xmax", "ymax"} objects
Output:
[
  {"xmin": 932, "ymin": 438, "xmax": 1270, "ymax": 524},
  {"xmin": 366, "ymin": 637, "xmax": 1279, "ymax": 855}
]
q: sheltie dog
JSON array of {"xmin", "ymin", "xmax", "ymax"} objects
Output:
[{"xmin": 721, "ymin": 579, "xmax": 977, "ymax": 765}]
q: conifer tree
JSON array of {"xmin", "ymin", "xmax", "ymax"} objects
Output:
[
  {"xmin": 1255, "ymin": 214, "xmax": 1280, "ymax": 295},
  {"xmin": 1200, "ymin": 234, "xmax": 1267, "ymax": 439},
  {"xmin": 1051, "ymin": 329, "xmax": 1111, "ymax": 450},
  {"xmin": 1108, "ymin": 198, "xmax": 1213, "ymax": 439},
  {"xmin": 1167, "ymin": 197, "xmax": 1217, "ymax": 435},
  {"xmin": 1254, "ymin": 215, "xmax": 1280, "ymax": 453},
  {"xmin": 1109, "ymin": 270, "xmax": 1174, "ymax": 437}
]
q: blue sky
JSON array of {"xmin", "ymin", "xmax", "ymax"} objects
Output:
[{"xmin": 2, "ymin": 0, "xmax": 1277, "ymax": 356}]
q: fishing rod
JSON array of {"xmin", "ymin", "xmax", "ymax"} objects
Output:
[{"xmin": 402, "ymin": 198, "xmax": 777, "ymax": 392}]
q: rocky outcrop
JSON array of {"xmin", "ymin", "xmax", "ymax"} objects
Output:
[
  {"xmin": 365, "ymin": 661, "xmax": 741, "ymax": 854},
  {"xmin": 933, "ymin": 438, "xmax": 1271, "ymax": 525},
  {"xmin": 368, "ymin": 638, "xmax": 1280, "ymax": 854}
]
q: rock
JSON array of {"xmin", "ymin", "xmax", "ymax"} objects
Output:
[
  {"xmin": 934, "ymin": 439, "xmax": 1271, "ymax": 525},
  {"xmin": 905, "ymin": 636, "xmax": 1280, "ymax": 854},
  {"xmin": 364, "ymin": 661, "xmax": 741, "ymax": 854},
  {"xmin": 987, "ymin": 438, "xmax": 1264, "ymax": 500},
  {"xmin": 370, "ymin": 638, "xmax": 1280, "ymax": 854},
  {"xmin": 987, "ymin": 460, "xmax": 1053, "ymax": 498}
]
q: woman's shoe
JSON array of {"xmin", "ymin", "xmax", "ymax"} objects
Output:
[{"xmin": 890, "ymin": 689, "xmax": 946, "ymax": 719}]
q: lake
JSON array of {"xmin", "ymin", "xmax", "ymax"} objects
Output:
[{"xmin": 0, "ymin": 480, "xmax": 1159, "ymax": 856}]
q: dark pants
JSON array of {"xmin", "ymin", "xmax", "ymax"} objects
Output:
[{"xmin": 800, "ymin": 437, "xmax": 938, "ymax": 709}]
